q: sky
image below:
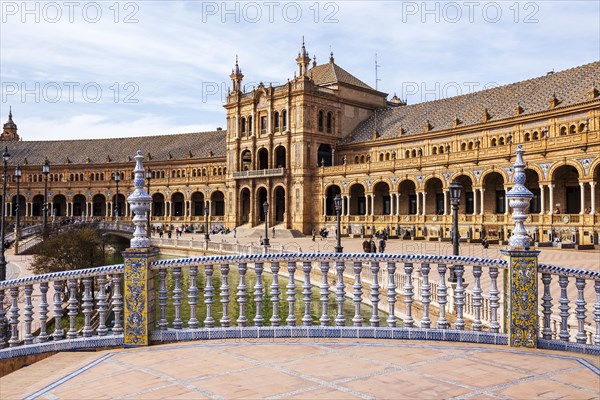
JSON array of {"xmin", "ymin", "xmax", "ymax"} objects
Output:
[{"xmin": 1, "ymin": 1, "xmax": 599, "ymax": 141}]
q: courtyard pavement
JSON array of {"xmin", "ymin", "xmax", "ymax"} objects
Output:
[{"xmin": 1, "ymin": 339, "xmax": 599, "ymax": 399}]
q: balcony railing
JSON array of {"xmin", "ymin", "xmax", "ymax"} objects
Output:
[{"xmin": 233, "ymin": 168, "xmax": 286, "ymax": 179}]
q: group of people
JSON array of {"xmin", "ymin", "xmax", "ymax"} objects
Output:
[{"xmin": 362, "ymin": 236, "xmax": 386, "ymax": 253}]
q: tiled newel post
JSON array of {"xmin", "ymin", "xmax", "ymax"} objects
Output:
[
  {"xmin": 501, "ymin": 145, "xmax": 540, "ymax": 348},
  {"xmin": 123, "ymin": 151, "xmax": 157, "ymax": 346}
]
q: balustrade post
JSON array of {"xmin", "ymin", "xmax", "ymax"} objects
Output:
[
  {"xmin": 437, "ymin": 264, "xmax": 449, "ymax": 329},
  {"xmin": 0, "ymin": 289, "xmax": 5, "ymax": 347},
  {"xmin": 204, "ymin": 265, "xmax": 215, "ymax": 328},
  {"xmin": 386, "ymin": 261, "xmax": 397, "ymax": 327},
  {"xmin": 220, "ymin": 264, "xmax": 231, "ymax": 327},
  {"xmin": 96, "ymin": 276, "xmax": 108, "ymax": 336},
  {"xmin": 286, "ymin": 262, "xmax": 297, "ymax": 326},
  {"xmin": 352, "ymin": 261, "xmax": 363, "ymax": 326},
  {"xmin": 335, "ymin": 261, "xmax": 346, "ymax": 326},
  {"xmin": 319, "ymin": 261, "xmax": 331, "ymax": 326},
  {"xmin": 188, "ymin": 266, "xmax": 199, "ymax": 329},
  {"xmin": 501, "ymin": 144, "xmax": 539, "ymax": 348},
  {"xmin": 8, "ymin": 287, "xmax": 19, "ymax": 347},
  {"xmin": 237, "ymin": 263, "xmax": 248, "ymax": 327},
  {"xmin": 403, "ymin": 262, "xmax": 414, "ymax": 328},
  {"xmin": 254, "ymin": 262, "xmax": 265, "ymax": 326},
  {"xmin": 574, "ymin": 278, "xmax": 587, "ymax": 344},
  {"xmin": 38, "ymin": 282, "xmax": 49, "ymax": 342},
  {"xmin": 23, "ymin": 285, "xmax": 34, "ymax": 345},
  {"xmin": 123, "ymin": 150, "xmax": 157, "ymax": 346},
  {"xmin": 594, "ymin": 281, "xmax": 600, "ymax": 346},
  {"xmin": 270, "ymin": 262, "xmax": 281, "ymax": 326},
  {"xmin": 370, "ymin": 261, "xmax": 380, "ymax": 327},
  {"xmin": 420, "ymin": 263, "xmax": 431, "ymax": 329}
]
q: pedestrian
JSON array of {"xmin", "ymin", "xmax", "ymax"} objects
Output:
[
  {"xmin": 362, "ymin": 238, "xmax": 370, "ymax": 253},
  {"xmin": 370, "ymin": 238, "xmax": 377, "ymax": 253},
  {"xmin": 312, "ymin": 229, "xmax": 316, "ymax": 241},
  {"xmin": 234, "ymin": 227, "xmax": 237, "ymax": 238},
  {"xmin": 272, "ymin": 226, "xmax": 275, "ymax": 238},
  {"xmin": 378, "ymin": 238, "xmax": 386, "ymax": 253}
]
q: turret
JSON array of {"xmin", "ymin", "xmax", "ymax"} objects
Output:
[
  {"xmin": 229, "ymin": 55, "xmax": 244, "ymax": 93},
  {"xmin": 295, "ymin": 37, "xmax": 310, "ymax": 76},
  {"xmin": 1, "ymin": 107, "xmax": 20, "ymax": 141}
]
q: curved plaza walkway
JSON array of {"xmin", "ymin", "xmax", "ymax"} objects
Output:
[{"xmin": 1, "ymin": 339, "xmax": 599, "ymax": 399}]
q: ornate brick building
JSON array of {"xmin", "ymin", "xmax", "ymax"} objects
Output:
[{"xmin": 2, "ymin": 43, "xmax": 600, "ymax": 247}]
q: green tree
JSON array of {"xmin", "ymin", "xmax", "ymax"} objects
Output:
[{"xmin": 30, "ymin": 226, "xmax": 107, "ymax": 275}]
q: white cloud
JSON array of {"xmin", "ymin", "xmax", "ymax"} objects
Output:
[{"xmin": 1, "ymin": 0, "xmax": 598, "ymax": 140}]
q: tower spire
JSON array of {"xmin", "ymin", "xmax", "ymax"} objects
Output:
[
  {"xmin": 230, "ymin": 55, "xmax": 244, "ymax": 93},
  {"xmin": 296, "ymin": 37, "xmax": 310, "ymax": 76}
]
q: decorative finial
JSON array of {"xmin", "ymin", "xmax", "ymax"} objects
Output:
[
  {"xmin": 8, "ymin": 106, "xmax": 12, "ymax": 120},
  {"xmin": 312, "ymin": 55, "xmax": 317, "ymax": 68},
  {"xmin": 329, "ymin": 51, "xmax": 334, "ymax": 63},
  {"xmin": 506, "ymin": 144, "xmax": 533, "ymax": 250},
  {"xmin": 127, "ymin": 150, "xmax": 152, "ymax": 248}
]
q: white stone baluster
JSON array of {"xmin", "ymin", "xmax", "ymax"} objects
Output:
[
  {"xmin": 454, "ymin": 266, "xmax": 465, "ymax": 330},
  {"xmin": 594, "ymin": 281, "xmax": 600, "ymax": 346},
  {"xmin": 370, "ymin": 261, "xmax": 381, "ymax": 327},
  {"xmin": 286, "ymin": 262, "xmax": 297, "ymax": 326},
  {"xmin": 301, "ymin": 261, "xmax": 312, "ymax": 326},
  {"xmin": 23, "ymin": 285, "xmax": 34, "ymax": 345},
  {"xmin": 541, "ymin": 273, "xmax": 553, "ymax": 339},
  {"xmin": 437, "ymin": 264, "xmax": 449, "ymax": 329},
  {"xmin": 111, "ymin": 274, "xmax": 123, "ymax": 334},
  {"xmin": 96, "ymin": 275, "xmax": 108, "ymax": 336},
  {"xmin": 575, "ymin": 278, "xmax": 587, "ymax": 344},
  {"xmin": 335, "ymin": 261, "xmax": 346, "ymax": 326},
  {"xmin": 67, "ymin": 279, "xmax": 78, "ymax": 339},
  {"xmin": 386, "ymin": 261, "xmax": 397, "ymax": 327},
  {"xmin": 220, "ymin": 264, "xmax": 230, "ymax": 327},
  {"xmin": 319, "ymin": 261, "xmax": 330, "ymax": 326},
  {"xmin": 204, "ymin": 265, "xmax": 215, "ymax": 328},
  {"xmin": 270, "ymin": 262, "xmax": 281, "ymax": 326},
  {"xmin": 158, "ymin": 268, "xmax": 168, "ymax": 330},
  {"xmin": 82, "ymin": 277, "xmax": 93, "ymax": 337},
  {"xmin": 558, "ymin": 276, "xmax": 570, "ymax": 342},
  {"xmin": 188, "ymin": 266, "xmax": 199, "ymax": 329},
  {"xmin": 38, "ymin": 282, "xmax": 49, "ymax": 342},
  {"xmin": 472, "ymin": 266, "xmax": 483, "ymax": 331},
  {"xmin": 254, "ymin": 262, "xmax": 264, "ymax": 327},
  {"xmin": 173, "ymin": 267, "xmax": 183, "ymax": 329},
  {"xmin": 237, "ymin": 263, "xmax": 248, "ymax": 327},
  {"xmin": 420, "ymin": 263, "xmax": 431, "ymax": 329},
  {"xmin": 352, "ymin": 261, "xmax": 363, "ymax": 327},
  {"xmin": 52, "ymin": 281, "xmax": 65, "ymax": 340},
  {"xmin": 403, "ymin": 262, "xmax": 414, "ymax": 328},
  {"xmin": 489, "ymin": 267, "xmax": 500, "ymax": 333},
  {"xmin": 8, "ymin": 287, "xmax": 19, "ymax": 347}
]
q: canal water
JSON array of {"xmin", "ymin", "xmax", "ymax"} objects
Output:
[{"xmin": 156, "ymin": 256, "xmax": 390, "ymax": 327}]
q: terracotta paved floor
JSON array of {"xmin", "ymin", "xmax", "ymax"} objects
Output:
[{"xmin": 1, "ymin": 339, "xmax": 598, "ymax": 399}]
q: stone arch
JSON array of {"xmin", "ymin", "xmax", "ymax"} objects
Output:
[
  {"xmin": 92, "ymin": 194, "xmax": 106, "ymax": 217},
  {"xmin": 152, "ymin": 193, "xmax": 165, "ymax": 217},
  {"xmin": 452, "ymin": 174, "xmax": 475, "ymax": 214},
  {"xmin": 32, "ymin": 194, "xmax": 44, "ymax": 217},
  {"xmin": 257, "ymin": 147, "xmax": 269, "ymax": 170},
  {"xmin": 272, "ymin": 185, "xmax": 286, "ymax": 223},
  {"xmin": 547, "ymin": 160, "xmax": 583, "ymax": 183},
  {"xmin": 274, "ymin": 145, "xmax": 286, "ymax": 168},
  {"xmin": 210, "ymin": 190, "xmax": 225, "ymax": 216},
  {"xmin": 239, "ymin": 187, "xmax": 251, "ymax": 224},
  {"xmin": 72, "ymin": 194, "xmax": 86, "ymax": 217},
  {"xmin": 256, "ymin": 186, "xmax": 268, "ymax": 222},
  {"xmin": 481, "ymin": 171, "xmax": 505, "ymax": 214},
  {"xmin": 190, "ymin": 191, "xmax": 205, "ymax": 216},
  {"xmin": 424, "ymin": 177, "xmax": 444, "ymax": 215},
  {"xmin": 479, "ymin": 168, "xmax": 509, "ymax": 186},
  {"xmin": 398, "ymin": 179, "xmax": 417, "ymax": 215},
  {"xmin": 373, "ymin": 181, "xmax": 391, "ymax": 215},
  {"xmin": 552, "ymin": 164, "xmax": 581, "ymax": 214},
  {"xmin": 324, "ymin": 184, "xmax": 342, "ymax": 216},
  {"xmin": 348, "ymin": 183, "xmax": 366, "ymax": 215},
  {"xmin": 170, "ymin": 192, "xmax": 185, "ymax": 217}
]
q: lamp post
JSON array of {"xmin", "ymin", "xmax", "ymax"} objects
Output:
[
  {"xmin": 14, "ymin": 164, "xmax": 21, "ymax": 251},
  {"xmin": 146, "ymin": 168, "xmax": 152, "ymax": 235},
  {"xmin": 262, "ymin": 201, "xmax": 270, "ymax": 248},
  {"xmin": 42, "ymin": 159, "xmax": 50, "ymax": 237},
  {"xmin": 114, "ymin": 172, "xmax": 120, "ymax": 221},
  {"xmin": 0, "ymin": 147, "xmax": 9, "ymax": 282},
  {"xmin": 449, "ymin": 180, "xmax": 462, "ymax": 282},
  {"xmin": 334, "ymin": 194, "xmax": 343, "ymax": 253},
  {"xmin": 204, "ymin": 202, "xmax": 210, "ymax": 242}
]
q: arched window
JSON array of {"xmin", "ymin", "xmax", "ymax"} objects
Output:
[
  {"xmin": 569, "ymin": 125, "xmax": 576, "ymax": 134},
  {"xmin": 578, "ymin": 123, "xmax": 586, "ymax": 133},
  {"xmin": 411, "ymin": 149, "xmax": 417, "ymax": 157},
  {"xmin": 499, "ymin": 137, "xmax": 505, "ymax": 146},
  {"xmin": 461, "ymin": 143, "xmax": 466, "ymax": 151},
  {"xmin": 354, "ymin": 155, "xmax": 359, "ymax": 164},
  {"xmin": 524, "ymin": 132, "xmax": 530, "ymax": 141},
  {"xmin": 491, "ymin": 138, "xmax": 497, "ymax": 146},
  {"xmin": 379, "ymin": 153, "xmax": 384, "ymax": 161},
  {"xmin": 432, "ymin": 147, "xmax": 438, "ymax": 155},
  {"xmin": 274, "ymin": 111, "xmax": 280, "ymax": 132},
  {"xmin": 241, "ymin": 117, "xmax": 246, "ymax": 135},
  {"xmin": 560, "ymin": 126, "xmax": 567, "ymax": 136},
  {"xmin": 248, "ymin": 116, "xmax": 252, "ymax": 133},
  {"xmin": 282, "ymin": 110, "xmax": 287, "ymax": 130},
  {"xmin": 385, "ymin": 152, "xmax": 390, "ymax": 161},
  {"xmin": 468, "ymin": 141, "xmax": 474, "ymax": 150},
  {"xmin": 326, "ymin": 112, "xmax": 333, "ymax": 133},
  {"xmin": 405, "ymin": 150, "xmax": 410, "ymax": 158},
  {"xmin": 532, "ymin": 131, "xmax": 539, "ymax": 140},
  {"xmin": 360, "ymin": 155, "xmax": 365, "ymax": 163},
  {"xmin": 318, "ymin": 111, "xmax": 324, "ymax": 132}
]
